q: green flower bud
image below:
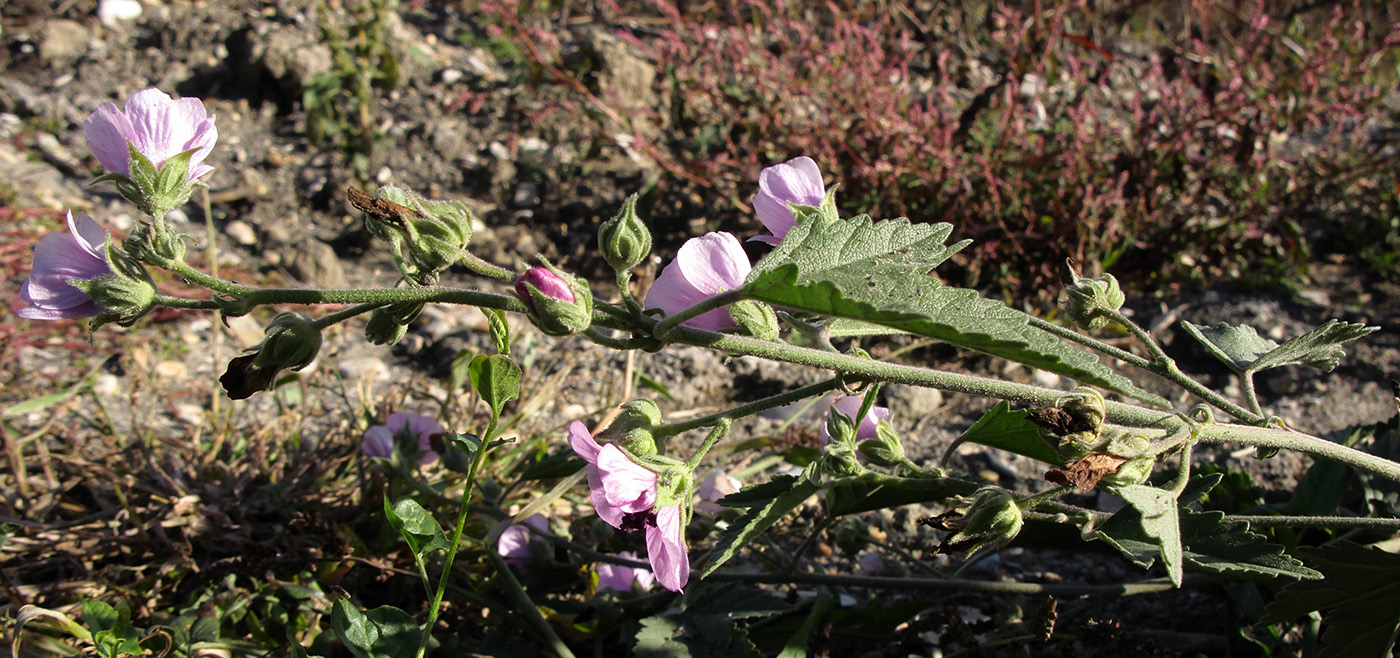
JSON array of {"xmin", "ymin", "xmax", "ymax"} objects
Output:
[
  {"xmin": 940, "ymin": 487, "xmax": 1023, "ymax": 568},
  {"xmin": 599, "ymin": 399, "xmax": 662, "ymax": 457},
  {"xmin": 597, "ymin": 193, "xmax": 652, "ymax": 273},
  {"xmin": 857, "ymin": 420, "xmax": 907, "ymax": 468},
  {"xmin": 98, "ymin": 144, "xmax": 201, "ymax": 219},
  {"xmin": 71, "ymin": 245, "xmax": 157, "ymax": 326},
  {"xmin": 821, "ymin": 441, "xmax": 866, "ymax": 477},
  {"xmin": 1100, "ymin": 453, "xmax": 1155, "ymax": 488},
  {"xmin": 356, "ymin": 184, "xmax": 473, "ymax": 278},
  {"xmin": 1061, "ymin": 261, "xmax": 1125, "ymax": 330},
  {"xmin": 727, "ymin": 299, "xmax": 780, "ymax": 341},
  {"xmin": 219, "ymin": 311, "xmax": 323, "ymax": 400},
  {"xmin": 649, "ymin": 457, "xmax": 694, "ymax": 510},
  {"xmin": 365, "ymin": 302, "xmax": 424, "ymax": 346},
  {"xmin": 515, "ymin": 259, "xmax": 593, "ymax": 336}
]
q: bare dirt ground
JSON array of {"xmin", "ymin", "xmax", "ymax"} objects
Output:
[{"xmin": 2, "ymin": 1, "xmax": 1399, "ymax": 656}]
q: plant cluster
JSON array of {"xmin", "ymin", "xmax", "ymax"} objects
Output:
[
  {"xmin": 477, "ymin": 0, "xmax": 1399, "ymax": 297},
  {"xmin": 7, "ymin": 79, "xmax": 1400, "ymax": 658}
]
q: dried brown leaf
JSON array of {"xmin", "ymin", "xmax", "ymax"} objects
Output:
[{"xmin": 1044, "ymin": 452, "xmax": 1128, "ymax": 492}]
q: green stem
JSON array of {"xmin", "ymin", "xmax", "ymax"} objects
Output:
[
  {"xmin": 484, "ymin": 549, "xmax": 577, "ymax": 658},
  {"xmin": 1026, "ymin": 316, "xmax": 1152, "ymax": 370},
  {"xmin": 461, "ymin": 251, "xmax": 517, "ymax": 281},
  {"xmin": 651, "ymin": 289, "xmax": 748, "ymax": 338},
  {"xmin": 1228, "ymin": 515, "xmax": 1400, "ymax": 530},
  {"xmin": 684, "ymin": 419, "xmax": 733, "ymax": 472},
  {"xmin": 417, "ymin": 420, "xmax": 495, "ymax": 658},
  {"xmin": 153, "ymin": 295, "xmax": 221, "ymax": 310},
  {"xmin": 312, "ymin": 302, "xmax": 381, "ymax": 329},
  {"xmin": 656, "ymin": 378, "xmax": 846, "ymax": 438},
  {"xmin": 1240, "ymin": 372, "xmax": 1264, "ymax": 418},
  {"xmin": 1196, "ymin": 423, "xmax": 1400, "ymax": 483},
  {"xmin": 1017, "ymin": 486, "xmax": 1073, "ymax": 510}
]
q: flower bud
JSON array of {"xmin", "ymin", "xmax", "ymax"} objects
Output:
[
  {"xmin": 364, "ymin": 302, "xmax": 424, "ymax": 346},
  {"xmin": 71, "ymin": 245, "xmax": 157, "ymax": 326},
  {"xmin": 1061, "ymin": 261, "xmax": 1124, "ymax": 330},
  {"xmin": 357, "ymin": 184, "xmax": 473, "ymax": 278},
  {"xmin": 857, "ymin": 420, "xmax": 907, "ymax": 468},
  {"xmin": 727, "ymin": 299, "xmax": 780, "ymax": 341},
  {"xmin": 1098, "ymin": 431, "xmax": 1155, "ymax": 488},
  {"xmin": 597, "ymin": 194, "xmax": 652, "ymax": 273},
  {"xmin": 939, "ymin": 487, "xmax": 1024, "ymax": 564},
  {"xmin": 220, "ymin": 311, "xmax": 323, "ymax": 399},
  {"xmin": 599, "ymin": 399, "xmax": 662, "ymax": 457},
  {"xmin": 649, "ymin": 458, "xmax": 694, "ymax": 510},
  {"xmin": 515, "ymin": 259, "xmax": 593, "ymax": 336}
]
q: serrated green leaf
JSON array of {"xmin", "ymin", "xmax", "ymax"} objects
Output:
[
  {"xmin": 704, "ymin": 477, "xmax": 822, "ymax": 577},
  {"xmin": 1259, "ymin": 541, "xmax": 1400, "ymax": 658},
  {"xmin": 383, "ymin": 497, "xmax": 450, "ymax": 558},
  {"xmin": 1099, "ymin": 475, "xmax": 1318, "ymax": 582},
  {"xmin": 468, "ymin": 354, "xmax": 521, "ymax": 419},
  {"xmin": 942, "ymin": 401, "xmax": 1064, "ymax": 467},
  {"xmin": 485, "ymin": 308, "xmax": 510, "ymax": 355},
  {"xmin": 1104, "ymin": 484, "xmax": 1183, "ymax": 586},
  {"xmin": 1248, "ymin": 320, "xmax": 1377, "ymax": 373},
  {"xmin": 331, "ymin": 600, "xmax": 420, "ymax": 658},
  {"xmin": 744, "ymin": 213, "xmax": 1164, "ymax": 405},
  {"xmin": 633, "ymin": 615, "xmax": 763, "ymax": 658},
  {"xmin": 1180, "ymin": 321, "xmax": 1277, "ymax": 373},
  {"xmin": 716, "ymin": 475, "xmax": 803, "ymax": 508}
]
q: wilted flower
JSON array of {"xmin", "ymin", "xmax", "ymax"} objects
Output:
[
  {"xmin": 18, "ymin": 211, "xmax": 112, "ymax": 320},
  {"xmin": 820, "ymin": 394, "xmax": 891, "ymax": 445},
  {"xmin": 752, "ymin": 156, "xmax": 826, "ymax": 245},
  {"xmin": 568, "ymin": 421, "xmax": 690, "ymax": 592},
  {"xmin": 220, "ymin": 312, "xmax": 323, "ymax": 400},
  {"xmin": 596, "ymin": 551, "xmax": 656, "ymax": 592},
  {"xmin": 84, "ymin": 88, "xmax": 217, "ymax": 183},
  {"xmin": 695, "ymin": 468, "xmax": 742, "ymax": 514},
  {"xmin": 645, "ymin": 231, "xmax": 751, "ymax": 332},
  {"xmin": 498, "ymin": 514, "xmax": 549, "ymax": 569},
  {"xmin": 362, "ymin": 412, "xmax": 444, "ymax": 464}
]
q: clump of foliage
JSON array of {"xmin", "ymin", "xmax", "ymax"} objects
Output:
[
  {"xmin": 479, "ymin": 0, "xmax": 1399, "ymax": 298},
  {"xmin": 305, "ymin": 0, "xmax": 402, "ymax": 183}
]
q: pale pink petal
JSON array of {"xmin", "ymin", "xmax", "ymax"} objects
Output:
[
  {"xmin": 567, "ymin": 421, "xmax": 602, "ymax": 464},
  {"xmin": 83, "ymin": 103, "xmax": 136, "ymax": 175},
  {"xmin": 68, "ymin": 212, "xmax": 108, "ymax": 258},
  {"xmin": 596, "ymin": 551, "xmax": 654, "ymax": 592},
  {"xmin": 595, "ymin": 444, "xmax": 658, "ymax": 512},
  {"xmin": 645, "ymin": 232, "xmax": 750, "ymax": 331},
  {"xmin": 586, "ymin": 464, "xmax": 625, "ymax": 528},
  {"xmin": 125, "ymin": 88, "xmax": 195, "ymax": 166},
  {"xmin": 17, "ymin": 212, "xmax": 111, "ymax": 320},
  {"xmin": 384, "ymin": 413, "xmax": 410, "ymax": 436},
  {"xmin": 752, "ymin": 156, "xmax": 825, "ymax": 241},
  {"xmin": 646, "ymin": 505, "xmax": 690, "ymax": 592}
]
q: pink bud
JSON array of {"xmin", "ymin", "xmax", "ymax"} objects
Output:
[{"xmin": 515, "ymin": 266, "xmax": 575, "ymax": 311}]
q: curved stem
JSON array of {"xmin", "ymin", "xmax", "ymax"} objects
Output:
[
  {"xmin": 1195, "ymin": 423, "xmax": 1400, "ymax": 483},
  {"xmin": 153, "ymin": 295, "xmax": 220, "ymax": 310},
  {"xmin": 651, "ymin": 289, "xmax": 748, "ymax": 338},
  {"xmin": 312, "ymin": 302, "xmax": 380, "ymax": 329},
  {"xmin": 1228, "ymin": 515, "xmax": 1400, "ymax": 530},
  {"xmin": 655, "ymin": 377, "xmax": 846, "ymax": 438}
]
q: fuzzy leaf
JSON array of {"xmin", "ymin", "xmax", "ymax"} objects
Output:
[
  {"xmin": 633, "ymin": 615, "xmax": 763, "ymax": 658},
  {"xmin": 745, "ymin": 213, "xmax": 1165, "ymax": 405},
  {"xmin": 383, "ymin": 497, "xmax": 450, "ymax": 558},
  {"xmin": 1102, "ymin": 484, "xmax": 1184, "ymax": 586},
  {"xmin": 331, "ymin": 600, "xmax": 420, "ymax": 658},
  {"xmin": 1259, "ymin": 541, "xmax": 1400, "ymax": 658},
  {"xmin": 1248, "ymin": 320, "xmax": 1377, "ymax": 373},
  {"xmin": 468, "ymin": 354, "xmax": 521, "ymax": 419},
  {"xmin": 486, "ymin": 308, "xmax": 511, "ymax": 355},
  {"xmin": 826, "ymin": 472, "xmax": 979, "ymax": 516},
  {"xmin": 1098, "ymin": 475, "xmax": 1317, "ymax": 582},
  {"xmin": 1180, "ymin": 321, "xmax": 1278, "ymax": 372},
  {"xmin": 943, "ymin": 401, "xmax": 1064, "ymax": 467},
  {"xmin": 704, "ymin": 477, "xmax": 822, "ymax": 577}
]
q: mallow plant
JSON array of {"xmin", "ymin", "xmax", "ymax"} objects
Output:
[{"xmin": 13, "ymin": 88, "xmax": 1400, "ymax": 657}]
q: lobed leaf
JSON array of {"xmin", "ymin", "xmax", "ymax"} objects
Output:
[
  {"xmin": 1182, "ymin": 319, "xmax": 1376, "ymax": 374},
  {"xmin": 1102, "ymin": 484, "xmax": 1183, "ymax": 586},
  {"xmin": 943, "ymin": 401, "xmax": 1064, "ymax": 466},
  {"xmin": 704, "ymin": 477, "xmax": 822, "ymax": 577},
  {"xmin": 633, "ymin": 615, "xmax": 763, "ymax": 658},
  {"xmin": 745, "ymin": 213, "xmax": 1165, "ymax": 405},
  {"xmin": 1259, "ymin": 541, "xmax": 1400, "ymax": 658}
]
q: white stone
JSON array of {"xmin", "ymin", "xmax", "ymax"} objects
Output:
[{"xmin": 98, "ymin": 0, "xmax": 144, "ymax": 28}]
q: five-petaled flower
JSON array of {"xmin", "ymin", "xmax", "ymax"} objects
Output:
[
  {"xmin": 568, "ymin": 421, "xmax": 689, "ymax": 592},
  {"xmin": 596, "ymin": 551, "xmax": 656, "ymax": 593},
  {"xmin": 498, "ymin": 514, "xmax": 550, "ymax": 569},
  {"xmin": 751, "ymin": 156, "xmax": 826, "ymax": 245},
  {"xmin": 18, "ymin": 211, "xmax": 112, "ymax": 321},
  {"xmin": 362, "ymin": 412, "xmax": 443, "ymax": 464},
  {"xmin": 645, "ymin": 231, "xmax": 751, "ymax": 332},
  {"xmin": 84, "ymin": 88, "xmax": 218, "ymax": 183}
]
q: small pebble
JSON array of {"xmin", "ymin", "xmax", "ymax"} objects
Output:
[
  {"xmin": 225, "ymin": 220, "xmax": 257, "ymax": 246},
  {"xmin": 156, "ymin": 360, "xmax": 188, "ymax": 380},
  {"xmin": 338, "ymin": 357, "xmax": 388, "ymax": 382}
]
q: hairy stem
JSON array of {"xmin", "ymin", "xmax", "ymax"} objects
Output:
[{"xmin": 651, "ymin": 289, "xmax": 748, "ymax": 338}]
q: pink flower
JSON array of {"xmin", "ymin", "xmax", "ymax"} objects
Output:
[
  {"xmin": 596, "ymin": 551, "xmax": 655, "ymax": 592},
  {"xmin": 820, "ymin": 394, "xmax": 891, "ymax": 445},
  {"xmin": 362, "ymin": 412, "xmax": 444, "ymax": 464},
  {"xmin": 514, "ymin": 266, "xmax": 574, "ymax": 310},
  {"xmin": 695, "ymin": 468, "xmax": 742, "ymax": 514},
  {"xmin": 18, "ymin": 211, "xmax": 111, "ymax": 321},
  {"xmin": 856, "ymin": 551, "xmax": 883, "ymax": 576},
  {"xmin": 645, "ymin": 232, "xmax": 750, "ymax": 332},
  {"xmin": 83, "ymin": 88, "xmax": 217, "ymax": 182},
  {"xmin": 751, "ymin": 156, "xmax": 825, "ymax": 245},
  {"xmin": 568, "ymin": 421, "xmax": 689, "ymax": 592},
  {"xmin": 498, "ymin": 514, "xmax": 549, "ymax": 568}
]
